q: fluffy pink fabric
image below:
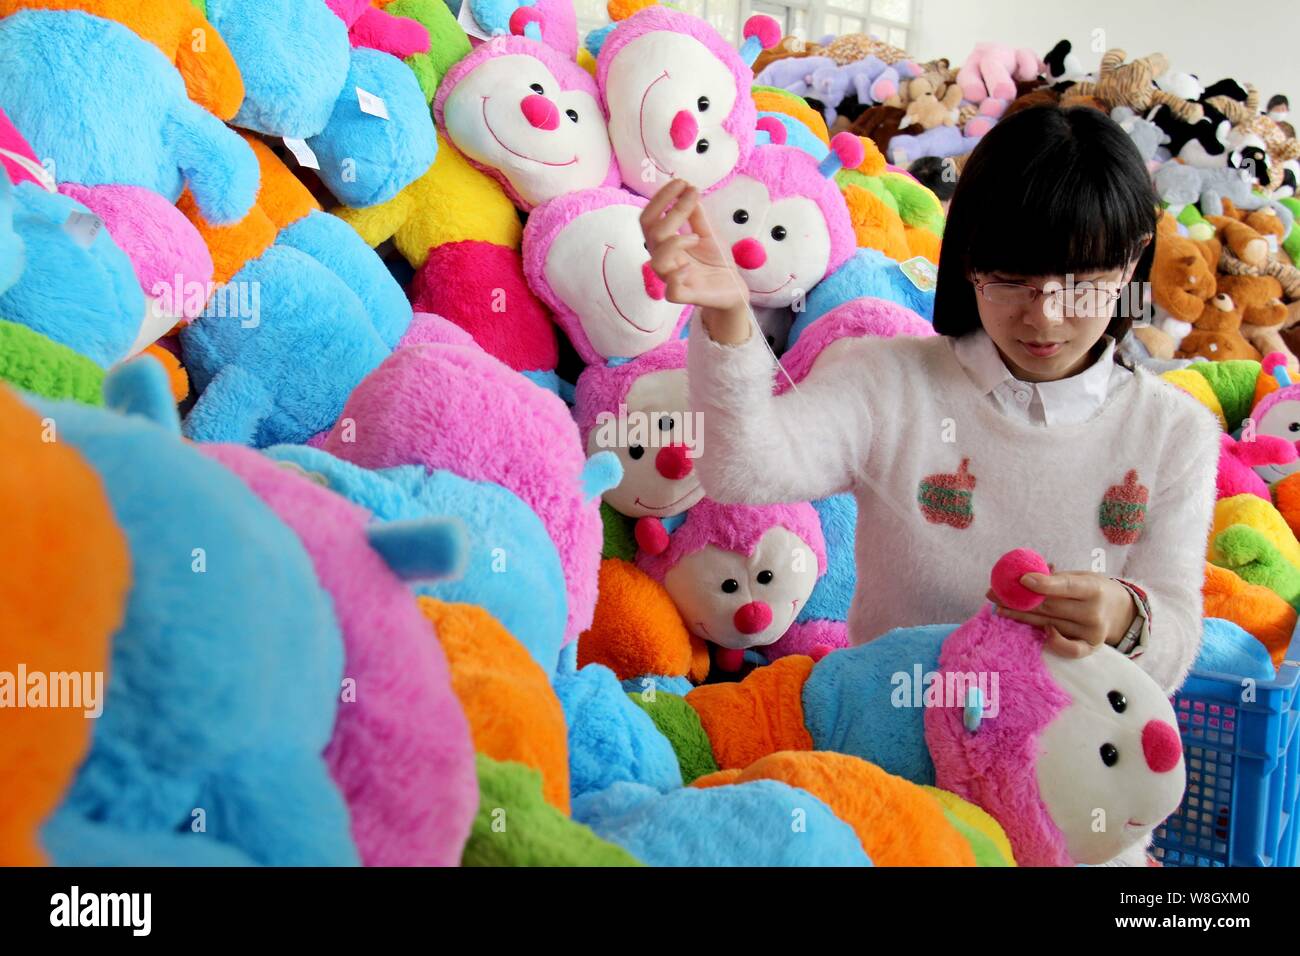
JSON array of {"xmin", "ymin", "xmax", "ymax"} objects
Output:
[
  {"xmin": 571, "ymin": 339, "xmax": 688, "ymax": 445},
  {"xmin": 328, "ymin": 0, "xmax": 432, "ymax": 57},
  {"xmin": 636, "ymin": 498, "xmax": 827, "ymax": 581},
  {"xmin": 409, "ymin": 240, "xmax": 559, "ymax": 372},
  {"xmin": 433, "ymin": 35, "xmax": 618, "ymax": 208},
  {"xmin": 777, "ymin": 297, "xmax": 933, "ymax": 394},
  {"xmin": 59, "ymin": 183, "xmax": 214, "ymax": 321},
  {"xmin": 523, "ymin": 187, "xmax": 691, "ymax": 364},
  {"xmin": 1217, "ymin": 433, "xmax": 1296, "ymax": 501},
  {"xmin": 989, "ymin": 548, "xmax": 1050, "ymax": 611},
  {"xmin": 201, "ymin": 444, "xmax": 478, "ymax": 867},
  {"xmin": 923, "ymin": 605, "xmax": 1074, "ymax": 867},
  {"xmin": 0, "ymin": 106, "xmax": 43, "ymax": 188},
  {"xmin": 595, "ymin": 6, "xmax": 757, "ymax": 194},
  {"xmin": 398, "ymin": 311, "xmax": 479, "ymax": 350},
  {"xmin": 739, "ymin": 145, "xmax": 857, "ymax": 279},
  {"xmin": 760, "ymin": 618, "xmax": 849, "ymax": 661},
  {"xmin": 321, "ymin": 343, "xmax": 603, "ymax": 644},
  {"xmin": 530, "ymin": 0, "xmax": 578, "ymax": 60}
]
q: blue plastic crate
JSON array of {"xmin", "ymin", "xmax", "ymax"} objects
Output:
[{"xmin": 1153, "ymin": 620, "xmax": 1300, "ymax": 867}]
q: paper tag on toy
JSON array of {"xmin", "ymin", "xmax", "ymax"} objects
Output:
[
  {"xmin": 283, "ymin": 137, "xmax": 320, "ymax": 170},
  {"xmin": 63, "ymin": 210, "xmax": 102, "ymax": 248},
  {"xmin": 899, "ymin": 255, "xmax": 938, "ymax": 293},
  {"xmin": 0, "ymin": 146, "xmax": 57, "ymax": 193},
  {"xmin": 456, "ymin": 0, "xmax": 494, "ymax": 41},
  {"xmin": 356, "ymin": 87, "xmax": 390, "ymax": 121}
]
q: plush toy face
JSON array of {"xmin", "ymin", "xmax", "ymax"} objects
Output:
[
  {"xmin": 602, "ymin": 27, "xmax": 745, "ymax": 197},
  {"xmin": 1033, "ymin": 647, "xmax": 1185, "ymax": 864},
  {"xmin": 440, "ymin": 48, "xmax": 613, "ymax": 209},
  {"xmin": 588, "ymin": 368, "xmax": 703, "ymax": 518},
  {"xmin": 539, "ymin": 196, "xmax": 687, "ymax": 361},
  {"xmin": 663, "ymin": 526, "xmax": 819, "ymax": 650},
  {"xmin": 1252, "ymin": 390, "xmax": 1300, "ymax": 482},
  {"xmin": 702, "ymin": 173, "xmax": 833, "ymax": 308}
]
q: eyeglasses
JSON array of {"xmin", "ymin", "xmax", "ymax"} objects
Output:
[{"xmin": 973, "ymin": 276, "xmax": 1127, "ymax": 319}]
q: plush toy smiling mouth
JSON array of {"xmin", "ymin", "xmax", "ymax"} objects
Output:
[
  {"xmin": 751, "ymin": 274, "xmax": 796, "ymax": 296},
  {"xmin": 481, "ymin": 96, "xmax": 577, "ymax": 168},
  {"xmin": 633, "ymin": 483, "xmax": 700, "ymax": 512},
  {"xmin": 601, "ymin": 244, "xmax": 663, "ymax": 333},
  {"xmin": 638, "ymin": 72, "xmax": 675, "ymax": 177}
]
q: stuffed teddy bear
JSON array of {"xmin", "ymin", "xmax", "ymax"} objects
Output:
[
  {"xmin": 1176, "ymin": 292, "xmax": 1260, "ymax": 362},
  {"xmin": 679, "ymin": 548, "xmax": 1188, "ymax": 866},
  {"xmin": 636, "ymin": 498, "xmax": 827, "ymax": 673},
  {"xmin": 1067, "ymin": 49, "xmax": 1203, "ymax": 125},
  {"xmin": 1149, "ymin": 211, "xmax": 1217, "ymax": 347},
  {"xmin": 523, "ymin": 187, "xmax": 692, "ymax": 365},
  {"xmin": 1217, "ymin": 274, "xmax": 1295, "ymax": 368},
  {"xmin": 435, "ymin": 34, "xmax": 618, "ymax": 211},
  {"xmin": 463, "ymin": 0, "xmax": 577, "ymax": 59},
  {"xmin": 898, "ymin": 76, "xmax": 964, "ymax": 131},
  {"xmin": 596, "ymin": 9, "xmax": 780, "ymax": 197},
  {"xmin": 31, "ymin": 359, "xmax": 357, "ymax": 866},
  {"xmin": 0, "ymin": 382, "xmax": 127, "ymax": 864}
]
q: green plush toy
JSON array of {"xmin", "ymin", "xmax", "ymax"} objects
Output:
[
  {"xmin": 626, "ymin": 690, "xmax": 719, "ymax": 785},
  {"xmin": 386, "ymin": 0, "xmax": 472, "ymax": 102},
  {"xmin": 1211, "ymin": 525, "xmax": 1300, "ymax": 608},
  {"xmin": 0, "ymin": 320, "xmax": 104, "ymax": 405}
]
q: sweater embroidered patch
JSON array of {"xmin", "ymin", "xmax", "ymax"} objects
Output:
[
  {"xmin": 1099, "ymin": 470, "xmax": 1149, "ymax": 545},
  {"xmin": 917, "ymin": 458, "xmax": 975, "ymax": 529}
]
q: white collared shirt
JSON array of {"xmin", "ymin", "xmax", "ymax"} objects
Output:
[{"xmin": 951, "ymin": 330, "xmax": 1131, "ymax": 426}]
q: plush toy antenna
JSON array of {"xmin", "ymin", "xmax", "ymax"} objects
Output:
[
  {"xmin": 1264, "ymin": 351, "xmax": 1293, "ymax": 387},
  {"xmin": 738, "ymin": 16, "xmax": 782, "ymax": 69},
  {"xmin": 989, "ymin": 547, "xmax": 1052, "ymax": 611},
  {"xmin": 365, "ymin": 517, "xmax": 468, "ymax": 582},
  {"xmin": 581, "ymin": 450, "xmax": 623, "ymax": 502},
  {"xmin": 755, "ymin": 116, "xmax": 787, "ymax": 146},
  {"xmin": 103, "ymin": 356, "xmax": 181, "ymax": 435},
  {"xmin": 817, "ymin": 132, "xmax": 865, "ymax": 178},
  {"xmin": 509, "ymin": 6, "xmax": 544, "ymax": 42}
]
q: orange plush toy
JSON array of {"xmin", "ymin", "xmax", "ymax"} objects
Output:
[
  {"xmin": 0, "ymin": 385, "xmax": 130, "ymax": 865},
  {"xmin": 1176, "ymin": 292, "xmax": 1260, "ymax": 362},
  {"xmin": 1202, "ymin": 563, "xmax": 1296, "ymax": 667}
]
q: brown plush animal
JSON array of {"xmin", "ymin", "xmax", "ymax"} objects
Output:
[
  {"xmin": 848, "ymin": 105, "xmax": 907, "ymax": 155},
  {"xmin": 897, "ymin": 77, "xmax": 963, "ymax": 130},
  {"xmin": 1152, "ymin": 212, "xmax": 1217, "ymax": 324},
  {"xmin": 1216, "ymin": 274, "xmax": 1288, "ymax": 326},
  {"xmin": 752, "ymin": 35, "xmax": 822, "ymax": 75},
  {"xmin": 1176, "ymin": 292, "xmax": 1260, "ymax": 361},
  {"xmin": 1067, "ymin": 49, "xmax": 1203, "ymax": 123}
]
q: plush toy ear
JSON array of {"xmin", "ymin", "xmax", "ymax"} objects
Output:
[
  {"xmin": 366, "ymin": 516, "xmax": 468, "ymax": 582},
  {"xmin": 165, "ymin": 101, "xmax": 260, "ymax": 225},
  {"xmin": 103, "ymin": 355, "xmax": 181, "ymax": 434},
  {"xmin": 581, "ymin": 450, "xmax": 623, "ymax": 502}
]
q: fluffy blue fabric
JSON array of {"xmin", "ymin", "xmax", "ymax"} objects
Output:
[
  {"xmin": 308, "ymin": 48, "xmax": 438, "ymax": 208},
  {"xmin": 0, "ymin": 182, "xmax": 143, "ymax": 367},
  {"xmin": 30, "ymin": 372, "xmax": 356, "ymax": 866},
  {"xmin": 798, "ymin": 494, "xmax": 857, "ymax": 624},
  {"xmin": 365, "ymin": 517, "xmax": 467, "ymax": 582},
  {"xmin": 584, "ymin": 22, "xmax": 615, "ymax": 57},
  {"xmin": 42, "ymin": 815, "xmax": 256, "ymax": 866},
  {"xmin": 1195, "ymin": 618, "xmax": 1277, "ymax": 681},
  {"xmin": 0, "ymin": 169, "xmax": 22, "ymax": 293},
  {"xmin": 265, "ymin": 446, "xmax": 568, "ymax": 673},
  {"xmin": 276, "ymin": 210, "xmax": 413, "ymax": 348},
  {"xmin": 207, "ymin": 0, "xmax": 352, "ymax": 139},
  {"xmin": 790, "ymin": 247, "xmax": 936, "ymax": 348},
  {"xmin": 574, "ymin": 781, "xmax": 873, "ymax": 866},
  {"xmin": 180, "ymin": 244, "xmax": 389, "ymax": 447},
  {"xmin": 468, "ymin": 0, "xmax": 523, "ymax": 35},
  {"xmin": 553, "ymin": 663, "xmax": 682, "ymax": 801},
  {"xmin": 102, "ymin": 354, "xmax": 180, "ymax": 434},
  {"xmin": 621, "ymin": 674, "xmax": 695, "ymax": 697},
  {"xmin": 0, "ymin": 10, "xmax": 258, "ymax": 224},
  {"xmin": 757, "ymin": 111, "xmax": 831, "ymax": 159},
  {"xmin": 802, "ymin": 624, "xmax": 955, "ymax": 785}
]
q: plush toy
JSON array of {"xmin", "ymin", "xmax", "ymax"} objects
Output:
[
  {"xmin": 523, "ymin": 187, "xmax": 691, "ymax": 364},
  {"xmin": 1217, "ymin": 432, "xmax": 1296, "ymax": 500},
  {"xmin": 33, "ymin": 359, "xmax": 357, "ymax": 866},
  {"xmin": 326, "ymin": 0, "xmax": 432, "ymax": 58},
  {"xmin": 789, "ymin": 247, "xmax": 936, "ymax": 347},
  {"xmin": 1149, "ymin": 211, "xmax": 1217, "ymax": 345},
  {"xmin": 898, "ymin": 76, "xmax": 964, "ymax": 131},
  {"xmin": 1245, "ymin": 363, "xmax": 1300, "ymax": 484},
  {"xmin": 0, "ymin": 383, "xmax": 127, "ymax": 864},
  {"xmin": 888, "ymin": 124, "xmax": 984, "ymax": 166},
  {"xmin": 755, "ymin": 54, "xmax": 836, "ymax": 98},
  {"xmin": 596, "ymin": 8, "xmax": 780, "ymax": 197},
  {"xmin": 635, "ymin": 498, "xmax": 827, "ymax": 673},
  {"xmin": 463, "ymin": 0, "xmax": 577, "ymax": 59},
  {"xmin": 1067, "ymin": 49, "xmax": 1203, "ymax": 124},
  {"xmin": 1203, "ymin": 563, "xmax": 1296, "ymax": 667},
  {"xmin": 807, "ymin": 57, "xmax": 906, "ymax": 125},
  {"xmin": 318, "ymin": 342, "xmax": 622, "ymax": 645},
  {"xmin": 1176, "ymin": 293, "xmax": 1260, "ymax": 362},
  {"xmin": 382, "ymin": 0, "xmax": 472, "ymax": 102},
  {"xmin": 1111, "ymin": 106, "xmax": 1170, "ymax": 169},
  {"xmin": 435, "ymin": 35, "xmax": 617, "ymax": 211}
]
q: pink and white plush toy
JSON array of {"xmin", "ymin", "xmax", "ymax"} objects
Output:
[
  {"xmin": 636, "ymin": 498, "xmax": 827, "ymax": 672},
  {"xmin": 464, "ymin": 0, "xmax": 579, "ymax": 60},
  {"xmin": 573, "ymin": 340, "xmax": 703, "ymax": 553},
  {"xmin": 523, "ymin": 187, "xmax": 691, "ymax": 365},
  {"xmin": 597, "ymin": 9, "xmax": 780, "ymax": 198},
  {"xmin": 433, "ymin": 35, "xmax": 617, "ymax": 211},
  {"xmin": 957, "ymin": 42, "xmax": 1044, "ymax": 103}
]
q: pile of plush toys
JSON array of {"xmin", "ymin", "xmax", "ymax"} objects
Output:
[{"xmin": 0, "ymin": 0, "xmax": 1290, "ymax": 867}]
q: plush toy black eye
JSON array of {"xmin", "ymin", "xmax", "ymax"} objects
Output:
[
  {"xmin": 721, "ymin": 578, "xmax": 739, "ymax": 593},
  {"xmin": 771, "ymin": 225, "xmax": 787, "ymax": 241},
  {"xmin": 1108, "ymin": 690, "xmax": 1127, "ymax": 713},
  {"xmin": 1100, "ymin": 743, "xmax": 1119, "ymax": 767},
  {"xmin": 658, "ymin": 415, "xmax": 673, "ymax": 431},
  {"xmin": 1290, "ymin": 422, "xmax": 1300, "ymax": 433},
  {"xmin": 732, "ymin": 209, "xmax": 749, "ymax": 224},
  {"xmin": 565, "ymin": 109, "xmax": 579, "ymax": 123},
  {"xmin": 628, "ymin": 444, "xmax": 645, "ymax": 460},
  {"xmin": 696, "ymin": 139, "xmax": 709, "ymax": 154},
  {"xmin": 697, "ymin": 96, "xmax": 710, "ymax": 112},
  {"xmin": 530, "ymin": 83, "xmax": 545, "ymax": 94},
  {"xmin": 756, "ymin": 569, "xmax": 773, "ymax": 584}
]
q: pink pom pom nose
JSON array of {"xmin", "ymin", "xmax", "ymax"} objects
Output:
[
  {"xmin": 521, "ymin": 94, "xmax": 559, "ymax": 130},
  {"xmin": 734, "ymin": 601, "xmax": 772, "ymax": 635},
  {"xmin": 1142, "ymin": 720, "xmax": 1183, "ymax": 773},
  {"xmin": 731, "ymin": 237, "xmax": 766, "ymax": 270},
  {"xmin": 989, "ymin": 548, "xmax": 1051, "ymax": 611},
  {"xmin": 641, "ymin": 260, "xmax": 667, "ymax": 300},
  {"xmin": 654, "ymin": 444, "xmax": 693, "ymax": 479},
  {"xmin": 509, "ymin": 6, "xmax": 542, "ymax": 36},
  {"xmin": 756, "ymin": 116, "xmax": 787, "ymax": 145},
  {"xmin": 670, "ymin": 110, "xmax": 698, "ymax": 150}
]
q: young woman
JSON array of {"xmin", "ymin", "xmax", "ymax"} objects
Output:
[{"xmin": 639, "ymin": 105, "xmax": 1220, "ymax": 695}]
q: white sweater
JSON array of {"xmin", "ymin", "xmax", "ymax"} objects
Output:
[{"xmin": 687, "ymin": 320, "xmax": 1222, "ymax": 693}]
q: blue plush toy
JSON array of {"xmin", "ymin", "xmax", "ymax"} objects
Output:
[
  {"xmin": 265, "ymin": 444, "xmax": 569, "ymax": 673},
  {"xmin": 797, "ymin": 494, "xmax": 858, "ymax": 625},
  {"xmin": 32, "ymin": 358, "xmax": 357, "ymax": 866},
  {"xmin": 0, "ymin": 167, "xmax": 21, "ymax": 293},
  {"xmin": 789, "ymin": 247, "xmax": 936, "ymax": 348},
  {"xmin": 0, "ymin": 180, "xmax": 144, "ymax": 367},
  {"xmin": 1194, "ymin": 618, "xmax": 1277, "ymax": 681},
  {"xmin": 0, "ymin": 10, "xmax": 258, "ymax": 225}
]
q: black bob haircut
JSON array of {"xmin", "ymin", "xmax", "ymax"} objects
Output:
[{"xmin": 932, "ymin": 105, "xmax": 1157, "ymax": 344}]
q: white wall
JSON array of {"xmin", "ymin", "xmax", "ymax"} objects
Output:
[{"xmin": 911, "ymin": 0, "xmax": 1298, "ymax": 111}]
